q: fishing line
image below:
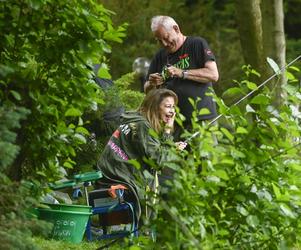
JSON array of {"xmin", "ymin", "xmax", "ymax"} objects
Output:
[{"xmin": 185, "ymin": 54, "xmax": 301, "ymax": 142}]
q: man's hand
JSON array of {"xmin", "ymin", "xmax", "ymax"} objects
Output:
[{"xmin": 166, "ymin": 66, "xmax": 183, "ymax": 78}]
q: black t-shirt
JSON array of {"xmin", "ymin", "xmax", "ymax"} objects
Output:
[{"xmin": 147, "ymin": 36, "xmax": 217, "ymax": 122}]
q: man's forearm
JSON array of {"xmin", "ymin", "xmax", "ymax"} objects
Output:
[
  {"xmin": 183, "ymin": 60, "xmax": 219, "ymax": 83},
  {"xmin": 184, "ymin": 67, "xmax": 219, "ymax": 83}
]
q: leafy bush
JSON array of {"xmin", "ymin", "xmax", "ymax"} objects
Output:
[
  {"xmin": 0, "ymin": 0, "xmax": 126, "ymax": 249},
  {"xmin": 148, "ymin": 65, "xmax": 301, "ymax": 249},
  {"xmin": 0, "ymin": 0, "xmax": 126, "ymax": 181},
  {"xmin": 74, "ymin": 72, "xmax": 144, "ymax": 172},
  {"xmin": 107, "ymin": 65, "xmax": 301, "ymax": 250}
]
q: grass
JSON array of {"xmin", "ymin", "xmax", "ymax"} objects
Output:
[{"xmin": 33, "ymin": 237, "xmax": 101, "ymax": 250}]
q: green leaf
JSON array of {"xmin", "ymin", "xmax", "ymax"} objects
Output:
[
  {"xmin": 246, "ymin": 104, "xmax": 256, "ymax": 113},
  {"xmin": 246, "ymin": 81, "xmax": 257, "ymax": 90},
  {"xmin": 222, "ymin": 87, "xmax": 243, "ymax": 97},
  {"xmin": 199, "ymin": 108, "xmax": 211, "ymax": 115},
  {"xmin": 74, "ymin": 133, "xmax": 86, "ymax": 143},
  {"xmin": 36, "ymin": 171, "xmax": 47, "ymax": 177},
  {"xmin": 250, "ymin": 94, "xmax": 270, "ymax": 105},
  {"xmin": 75, "ymin": 126, "xmax": 90, "ymax": 135},
  {"xmin": 288, "ymin": 66, "xmax": 300, "ymax": 72},
  {"xmin": 214, "ymin": 170, "xmax": 229, "ymax": 180},
  {"xmin": 280, "ymin": 204, "xmax": 295, "ymax": 218},
  {"xmin": 235, "ymin": 194, "xmax": 246, "ymax": 202},
  {"xmin": 220, "ymin": 127, "xmax": 234, "ymax": 142},
  {"xmin": 63, "ymin": 161, "xmax": 74, "ymax": 169},
  {"xmin": 246, "ymin": 215, "xmax": 259, "ymax": 228},
  {"xmin": 272, "ymin": 183, "xmax": 281, "ymax": 200},
  {"xmin": 236, "ymin": 127, "xmax": 248, "ymax": 134},
  {"xmin": 267, "ymin": 57, "xmax": 281, "ymax": 75},
  {"xmin": 220, "ymin": 158, "xmax": 235, "ymax": 165},
  {"xmin": 65, "ymin": 108, "xmax": 82, "ymax": 117},
  {"xmin": 128, "ymin": 159, "xmax": 141, "ymax": 170},
  {"xmin": 286, "ymin": 71, "xmax": 295, "ymax": 81},
  {"xmin": 237, "ymin": 205, "xmax": 249, "ymax": 216},
  {"xmin": 148, "ymin": 128, "xmax": 159, "ymax": 138},
  {"xmin": 97, "ymin": 67, "xmax": 111, "ymax": 79},
  {"xmin": 10, "ymin": 90, "xmax": 21, "ymax": 101}
]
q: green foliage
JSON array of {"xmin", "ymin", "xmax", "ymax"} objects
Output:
[
  {"xmin": 0, "ymin": 103, "xmax": 30, "ymax": 171},
  {"xmin": 74, "ymin": 72, "xmax": 144, "ymax": 172},
  {"xmin": 0, "ymin": 0, "xmax": 126, "ymax": 181},
  {"xmin": 114, "ymin": 72, "xmax": 145, "ymax": 110},
  {"xmin": 32, "ymin": 237, "xmax": 100, "ymax": 250},
  {"xmin": 0, "ymin": 174, "xmax": 53, "ymax": 250},
  {"xmin": 113, "ymin": 65, "xmax": 301, "ymax": 249},
  {"xmin": 0, "ymin": 0, "xmax": 126, "ymax": 249}
]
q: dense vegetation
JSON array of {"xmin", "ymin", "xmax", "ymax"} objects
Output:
[
  {"xmin": 0, "ymin": 0, "xmax": 129, "ymax": 248},
  {"xmin": 1, "ymin": 0, "xmax": 301, "ymax": 249}
]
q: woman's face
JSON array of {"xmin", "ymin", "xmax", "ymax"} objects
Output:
[{"xmin": 159, "ymin": 96, "xmax": 176, "ymax": 124}]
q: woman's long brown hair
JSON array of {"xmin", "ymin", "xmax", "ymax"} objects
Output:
[{"xmin": 138, "ymin": 89, "xmax": 178, "ymax": 133}]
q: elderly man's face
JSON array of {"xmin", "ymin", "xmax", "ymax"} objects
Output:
[{"xmin": 154, "ymin": 25, "xmax": 182, "ymax": 53}]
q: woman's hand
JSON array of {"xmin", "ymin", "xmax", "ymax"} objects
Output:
[
  {"xmin": 164, "ymin": 111, "xmax": 175, "ymax": 134},
  {"xmin": 175, "ymin": 141, "xmax": 187, "ymax": 151},
  {"xmin": 149, "ymin": 73, "xmax": 164, "ymax": 87},
  {"xmin": 144, "ymin": 73, "xmax": 164, "ymax": 93}
]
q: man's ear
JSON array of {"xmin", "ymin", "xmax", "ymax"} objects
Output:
[{"xmin": 173, "ymin": 25, "xmax": 180, "ymax": 33}]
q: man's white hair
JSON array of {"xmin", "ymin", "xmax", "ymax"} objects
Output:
[{"xmin": 151, "ymin": 15, "xmax": 178, "ymax": 32}]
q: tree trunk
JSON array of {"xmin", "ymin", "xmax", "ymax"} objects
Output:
[
  {"xmin": 261, "ymin": 0, "xmax": 286, "ymax": 107},
  {"xmin": 234, "ymin": 0, "xmax": 265, "ymax": 73}
]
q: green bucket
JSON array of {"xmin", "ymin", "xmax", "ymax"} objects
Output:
[
  {"xmin": 42, "ymin": 203, "xmax": 91, "ymax": 213},
  {"xmin": 38, "ymin": 206, "xmax": 92, "ymax": 243}
]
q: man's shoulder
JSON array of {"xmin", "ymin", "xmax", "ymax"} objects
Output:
[
  {"xmin": 154, "ymin": 47, "xmax": 167, "ymax": 57},
  {"xmin": 187, "ymin": 36, "xmax": 208, "ymax": 44}
]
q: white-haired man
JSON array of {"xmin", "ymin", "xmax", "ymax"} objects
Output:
[{"xmin": 145, "ymin": 15, "xmax": 219, "ymax": 136}]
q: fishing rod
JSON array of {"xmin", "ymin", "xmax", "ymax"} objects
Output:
[{"xmin": 185, "ymin": 54, "xmax": 301, "ymax": 142}]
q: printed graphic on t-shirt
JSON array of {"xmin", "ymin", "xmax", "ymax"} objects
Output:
[{"xmin": 162, "ymin": 53, "xmax": 190, "ymax": 81}]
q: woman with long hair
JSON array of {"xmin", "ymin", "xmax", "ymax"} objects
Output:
[{"xmin": 97, "ymin": 88, "xmax": 186, "ymax": 225}]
